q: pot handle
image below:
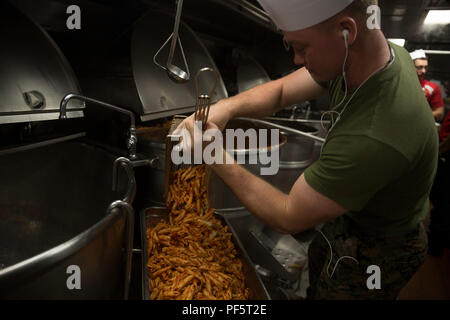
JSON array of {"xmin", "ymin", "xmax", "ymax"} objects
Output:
[
  {"xmin": 107, "ymin": 200, "xmax": 134, "ymax": 300},
  {"xmin": 112, "ymin": 157, "xmax": 137, "ymax": 203}
]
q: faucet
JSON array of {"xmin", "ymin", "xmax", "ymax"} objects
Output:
[
  {"xmin": 60, "ymin": 93, "xmax": 137, "ymax": 160},
  {"xmin": 290, "ymin": 104, "xmax": 304, "ymax": 119},
  {"xmin": 290, "ymin": 102, "xmax": 312, "ymax": 120},
  {"xmin": 305, "ymin": 105, "xmax": 311, "ymax": 120}
]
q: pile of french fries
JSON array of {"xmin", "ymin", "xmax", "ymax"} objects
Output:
[{"xmin": 146, "ymin": 165, "xmax": 250, "ymax": 300}]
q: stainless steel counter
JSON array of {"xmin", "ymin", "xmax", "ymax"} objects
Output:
[{"xmin": 219, "ymin": 209, "xmax": 317, "ymax": 299}]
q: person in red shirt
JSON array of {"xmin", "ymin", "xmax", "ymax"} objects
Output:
[{"xmin": 410, "ymin": 49, "xmax": 445, "ymax": 122}]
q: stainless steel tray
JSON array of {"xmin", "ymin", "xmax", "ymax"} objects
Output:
[{"xmin": 140, "ymin": 206, "xmax": 270, "ymax": 300}]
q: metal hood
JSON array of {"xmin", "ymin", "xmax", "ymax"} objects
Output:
[
  {"xmin": 131, "ymin": 10, "xmax": 228, "ymax": 122},
  {"xmin": 0, "ymin": 2, "xmax": 83, "ymax": 124}
]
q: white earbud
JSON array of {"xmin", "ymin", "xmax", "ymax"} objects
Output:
[{"xmin": 342, "ymin": 29, "xmax": 349, "ymax": 40}]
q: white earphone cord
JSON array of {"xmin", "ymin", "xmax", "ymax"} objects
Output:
[
  {"xmin": 317, "ymin": 30, "xmax": 394, "ymax": 278},
  {"xmin": 317, "ymin": 229, "xmax": 359, "ymax": 279},
  {"xmin": 320, "ymin": 31, "xmax": 394, "ymax": 153}
]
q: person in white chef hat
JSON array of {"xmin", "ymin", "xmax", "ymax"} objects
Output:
[
  {"xmin": 178, "ymin": 0, "xmax": 438, "ymax": 299},
  {"xmin": 409, "ymin": 49, "xmax": 445, "ymax": 121}
]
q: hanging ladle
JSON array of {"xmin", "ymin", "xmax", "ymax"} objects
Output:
[{"xmin": 153, "ymin": 0, "xmax": 190, "ymax": 83}]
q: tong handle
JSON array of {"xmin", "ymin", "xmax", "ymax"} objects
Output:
[
  {"xmin": 195, "ymin": 67, "xmax": 220, "ymax": 100},
  {"xmin": 194, "ymin": 68, "xmax": 220, "ymax": 128}
]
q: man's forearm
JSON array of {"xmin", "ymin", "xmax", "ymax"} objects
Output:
[
  {"xmin": 211, "ymin": 151, "xmax": 291, "ymax": 234},
  {"xmin": 218, "ymin": 67, "xmax": 327, "ymax": 121},
  {"xmin": 224, "ymin": 79, "xmax": 285, "ymax": 120}
]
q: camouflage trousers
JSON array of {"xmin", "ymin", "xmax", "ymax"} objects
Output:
[{"xmin": 306, "ymin": 215, "xmax": 427, "ymax": 300}]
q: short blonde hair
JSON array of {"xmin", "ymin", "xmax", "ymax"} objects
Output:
[{"xmin": 344, "ymin": 0, "xmax": 379, "ymax": 20}]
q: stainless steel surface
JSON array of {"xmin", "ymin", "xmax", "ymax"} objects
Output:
[
  {"xmin": 223, "ymin": 210, "xmax": 315, "ymax": 298},
  {"xmin": 194, "ymin": 67, "xmax": 220, "ymax": 127},
  {"xmin": 0, "ymin": 133, "xmax": 86, "ymax": 156},
  {"xmin": 131, "ymin": 10, "xmax": 228, "ymax": 121},
  {"xmin": 153, "ymin": 0, "xmax": 190, "ymax": 83},
  {"xmin": 237, "ymin": 52, "xmax": 271, "ymax": 93},
  {"xmin": 140, "ymin": 207, "xmax": 270, "ymax": 300},
  {"xmin": 0, "ymin": 140, "xmax": 134, "ymax": 299},
  {"xmin": 60, "ymin": 93, "xmax": 138, "ymax": 159},
  {"xmin": 0, "ymin": 2, "xmax": 83, "ymax": 124},
  {"xmin": 135, "ymin": 126, "xmax": 169, "ymax": 206}
]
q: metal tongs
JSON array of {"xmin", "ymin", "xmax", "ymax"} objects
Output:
[
  {"xmin": 153, "ymin": 0, "xmax": 190, "ymax": 83},
  {"xmin": 194, "ymin": 67, "xmax": 220, "ymax": 129}
]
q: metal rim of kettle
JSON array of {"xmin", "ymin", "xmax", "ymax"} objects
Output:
[{"xmin": 0, "ymin": 201, "xmax": 134, "ymax": 299}]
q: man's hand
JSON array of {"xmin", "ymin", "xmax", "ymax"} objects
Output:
[
  {"xmin": 433, "ymin": 107, "xmax": 445, "ymax": 122},
  {"xmin": 173, "ymin": 116, "xmax": 222, "ymax": 158},
  {"xmin": 177, "ymin": 98, "xmax": 233, "ymax": 135}
]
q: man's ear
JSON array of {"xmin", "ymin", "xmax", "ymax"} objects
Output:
[{"xmin": 339, "ymin": 17, "xmax": 358, "ymax": 45}]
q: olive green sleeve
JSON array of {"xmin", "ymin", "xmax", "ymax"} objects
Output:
[{"xmin": 304, "ymin": 135, "xmax": 409, "ymax": 211}]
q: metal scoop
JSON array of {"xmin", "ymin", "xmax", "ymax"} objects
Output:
[{"xmin": 153, "ymin": 0, "xmax": 190, "ymax": 83}]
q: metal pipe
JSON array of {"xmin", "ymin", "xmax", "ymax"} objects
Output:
[
  {"xmin": 60, "ymin": 93, "xmax": 137, "ymax": 159},
  {"xmin": 236, "ymin": 117, "xmax": 326, "ymax": 143},
  {"xmin": 423, "ymin": 50, "xmax": 450, "ymax": 55}
]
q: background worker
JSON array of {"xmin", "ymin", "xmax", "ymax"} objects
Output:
[{"xmin": 410, "ymin": 49, "xmax": 445, "ymax": 122}]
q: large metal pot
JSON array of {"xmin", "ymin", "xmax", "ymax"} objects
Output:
[{"xmin": 0, "ymin": 139, "xmax": 134, "ymax": 299}]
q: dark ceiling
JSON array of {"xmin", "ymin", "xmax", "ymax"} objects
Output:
[
  {"xmin": 378, "ymin": 0, "xmax": 450, "ymax": 50},
  {"xmin": 7, "ymin": 0, "xmax": 450, "ymax": 81},
  {"xmin": 10, "ymin": 0, "xmax": 450, "ymax": 50}
]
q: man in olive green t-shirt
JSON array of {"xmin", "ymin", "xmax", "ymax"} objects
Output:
[{"xmin": 178, "ymin": 0, "xmax": 438, "ymax": 299}]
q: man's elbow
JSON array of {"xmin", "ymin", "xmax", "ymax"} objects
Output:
[{"xmin": 276, "ymin": 218, "xmax": 311, "ymax": 235}]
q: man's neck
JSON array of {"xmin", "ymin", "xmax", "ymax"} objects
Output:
[{"xmin": 345, "ymin": 30, "xmax": 391, "ymax": 91}]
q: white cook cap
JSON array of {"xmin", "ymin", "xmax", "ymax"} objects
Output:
[
  {"xmin": 257, "ymin": 0, "xmax": 356, "ymax": 31},
  {"xmin": 410, "ymin": 49, "xmax": 427, "ymax": 61}
]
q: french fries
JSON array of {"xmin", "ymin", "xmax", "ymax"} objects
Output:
[{"xmin": 147, "ymin": 165, "xmax": 250, "ymax": 300}]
